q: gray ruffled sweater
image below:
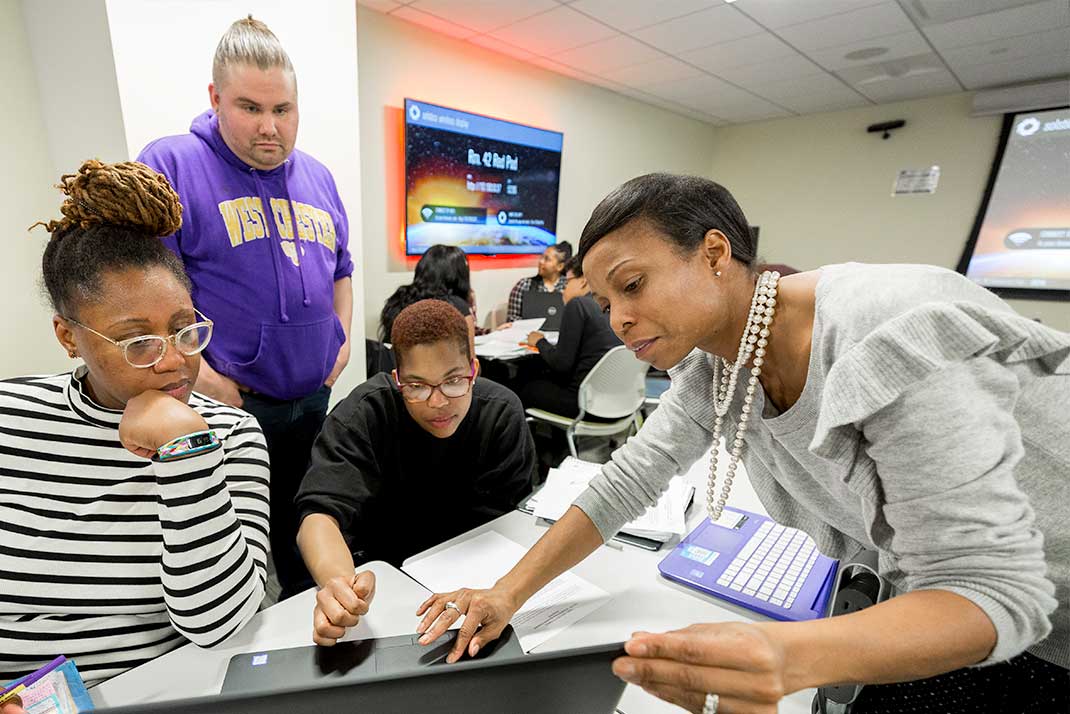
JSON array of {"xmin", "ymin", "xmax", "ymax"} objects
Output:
[{"xmin": 575, "ymin": 263, "xmax": 1069, "ymax": 670}]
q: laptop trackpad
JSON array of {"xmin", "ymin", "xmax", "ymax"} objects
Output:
[{"xmin": 314, "ymin": 638, "xmax": 379, "ymax": 676}]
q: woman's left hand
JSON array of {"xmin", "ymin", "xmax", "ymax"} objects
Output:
[
  {"xmin": 613, "ymin": 622, "xmax": 788, "ymax": 713},
  {"xmin": 525, "ymin": 331, "xmax": 544, "ymax": 347},
  {"xmin": 119, "ymin": 391, "xmax": 209, "ymax": 459}
]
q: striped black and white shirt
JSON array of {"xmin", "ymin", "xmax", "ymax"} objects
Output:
[{"xmin": 0, "ymin": 368, "xmax": 270, "ymax": 687}]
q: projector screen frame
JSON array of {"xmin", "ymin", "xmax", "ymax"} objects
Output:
[{"xmin": 955, "ymin": 105, "xmax": 1070, "ymax": 302}]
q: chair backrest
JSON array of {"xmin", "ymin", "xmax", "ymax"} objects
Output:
[
  {"xmin": 484, "ymin": 301, "xmax": 509, "ymax": 330},
  {"xmin": 577, "ymin": 346, "xmax": 651, "ymax": 419},
  {"xmin": 365, "ymin": 338, "xmax": 396, "ymax": 377}
]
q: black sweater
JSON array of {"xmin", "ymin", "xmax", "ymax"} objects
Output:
[
  {"xmin": 536, "ymin": 295, "xmax": 623, "ymax": 391},
  {"xmin": 295, "ymin": 373, "xmax": 535, "ymax": 566}
]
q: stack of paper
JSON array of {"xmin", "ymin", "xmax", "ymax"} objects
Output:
[
  {"xmin": 474, "ymin": 318, "xmax": 545, "ymax": 359},
  {"xmin": 403, "ymin": 531, "xmax": 611, "ymax": 652},
  {"xmin": 529, "ymin": 457, "xmax": 693, "ymax": 542}
]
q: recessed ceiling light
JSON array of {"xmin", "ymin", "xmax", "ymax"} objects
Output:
[{"xmin": 845, "ymin": 47, "xmax": 889, "ymax": 61}]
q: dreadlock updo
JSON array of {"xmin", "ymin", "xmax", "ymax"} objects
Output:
[{"xmin": 34, "ymin": 159, "xmax": 189, "ymax": 318}]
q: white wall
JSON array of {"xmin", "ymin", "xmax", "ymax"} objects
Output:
[
  {"xmin": 708, "ymin": 92, "xmax": 1069, "ymax": 331},
  {"xmin": 20, "ymin": 0, "xmax": 129, "ymax": 176},
  {"xmin": 103, "ymin": 0, "xmax": 367, "ymax": 399},
  {"xmin": 356, "ymin": 7, "xmax": 720, "ymax": 339},
  {"xmin": 2, "ymin": 0, "xmax": 71, "ymax": 378}
]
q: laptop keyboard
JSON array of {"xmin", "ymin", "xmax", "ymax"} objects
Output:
[{"xmin": 714, "ymin": 521, "xmax": 819, "ymax": 609}]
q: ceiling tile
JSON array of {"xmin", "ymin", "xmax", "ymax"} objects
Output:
[
  {"xmin": 633, "ymin": 5, "xmax": 763, "ymax": 53},
  {"xmin": 733, "ymin": 0, "xmax": 886, "ymax": 30},
  {"xmin": 406, "ymin": 0, "xmax": 557, "ymax": 34},
  {"xmin": 528, "ymin": 56, "xmax": 601, "ymax": 82},
  {"xmin": 774, "ymin": 92, "xmax": 871, "ymax": 113},
  {"xmin": 358, "ymin": 0, "xmax": 403, "ymax": 13},
  {"xmin": 776, "ymin": 2, "xmax": 915, "ymax": 52},
  {"xmin": 940, "ymin": 27, "xmax": 1070, "ymax": 69},
  {"xmin": 391, "ymin": 5, "xmax": 477, "ymax": 39},
  {"xmin": 749, "ymin": 72, "xmax": 860, "ymax": 101},
  {"xmin": 686, "ymin": 95, "xmax": 793, "ymax": 122},
  {"xmin": 623, "ymin": 89, "xmax": 729, "ymax": 124},
  {"xmin": 955, "ymin": 51, "xmax": 1070, "ymax": 89},
  {"xmin": 570, "ymin": 0, "xmax": 719, "ymax": 32},
  {"xmin": 487, "ymin": 5, "xmax": 618, "ymax": 55},
  {"xmin": 922, "ymin": 0, "xmax": 1070, "ymax": 51},
  {"xmin": 713, "ymin": 52, "xmax": 825, "ymax": 84},
  {"xmin": 599, "ymin": 56, "xmax": 705, "ymax": 87},
  {"xmin": 901, "ymin": 0, "xmax": 1045, "ymax": 26},
  {"xmin": 680, "ymin": 32, "xmax": 798, "ymax": 72},
  {"xmin": 466, "ymin": 34, "xmax": 537, "ymax": 62},
  {"xmin": 849, "ymin": 67, "xmax": 962, "ymax": 101},
  {"xmin": 805, "ymin": 30, "xmax": 932, "ymax": 71},
  {"xmin": 554, "ymin": 34, "xmax": 665, "ymax": 74},
  {"xmin": 835, "ymin": 51, "xmax": 946, "ymax": 84},
  {"xmin": 642, "ymin": 73, "xmax": 741, "ymax": 104}
]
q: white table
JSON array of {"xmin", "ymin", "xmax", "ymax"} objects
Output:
[
  {"xmin": 93, "ymin": 450, "xmax": 816, "ymax": 713},
  {"xmin": 403, "ymin": 457, "xmax": 816, "ymax": 714}
]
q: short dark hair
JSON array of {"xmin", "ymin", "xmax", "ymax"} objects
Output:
[
  {"xmin": 34, "ymin": 159, "xmax": 190, "ymax": 318},
  {"xmin": 390, "ymin": 299, "xmax": 472, "ymax": 368},
  {"xmin": 564, "ymin": 255, "xmax": 582, "ymax": 278},
  {"xmin": 577, "ymin": 173, "xmax": 756, "ymax": 268}
]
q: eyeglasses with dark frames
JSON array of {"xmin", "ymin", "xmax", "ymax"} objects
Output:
[{"xmin": 392, "ymin": 361, "xmax": 476, "ymax": 403}]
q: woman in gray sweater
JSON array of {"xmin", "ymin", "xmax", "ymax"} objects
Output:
[{"xmin": 415, "ymin": 174, "xmax": 1069, "ymax": 713}]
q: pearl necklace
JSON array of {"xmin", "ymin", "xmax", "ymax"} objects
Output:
[{"xmin": 707, "ymin": 270, "xmax": 780, "ymax": 522}]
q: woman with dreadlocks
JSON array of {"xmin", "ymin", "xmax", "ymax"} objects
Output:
[{"xmin": 0, "ymin": 160, "xmax": 269, "ymax": 687}]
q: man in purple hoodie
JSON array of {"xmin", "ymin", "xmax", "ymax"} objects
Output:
[{"xmin": 138, "ymin": 17, "xmax": 354, "ymax": 597}]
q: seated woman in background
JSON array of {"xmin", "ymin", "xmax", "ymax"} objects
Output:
[
  {"xmin": 520, "ymin": 255, "xmax": 622, "ymax": 417},
  {"xmin": 379, "ymin": 244, "xmax": 478, "ymax": 342},
  {"xmin": 0, "ymin": 160, "xmax": 269, "ymax": 687},
  {"xmin": 502, "ymin": 242, "xmax": 572, "ymax": 325},
  {"xmin": 296, "ymin": 299, "xmax": 535, "ymax": 646}
]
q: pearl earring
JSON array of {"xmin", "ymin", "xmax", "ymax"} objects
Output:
[{"xmin": 715, "ymin": 271, "xmax": 722, "ymax": 277}]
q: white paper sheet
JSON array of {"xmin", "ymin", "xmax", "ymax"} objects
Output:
[
  {"xmin": 474, "ymin": 318, "xmax": 546, "ymax": 359},
  {"xmin": 531, "ymin": 457, "xmax": 691, "ymax": 541},
  {"xmin": 403, "ymin": 531, "xmax": 611, "ymax": 652}
]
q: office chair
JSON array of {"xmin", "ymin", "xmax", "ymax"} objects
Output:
[{"xmin": 525, "ymin": 346, "xmax": 650, "ymax": 458}]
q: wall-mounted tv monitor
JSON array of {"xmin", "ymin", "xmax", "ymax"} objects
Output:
[
  {"xmin": 956, "ymin": 106, "xmax": 1070, "ymax": 301},
  {"xmin": 404, "ymin": 98, "xmax": 563, "ymax": 256}
]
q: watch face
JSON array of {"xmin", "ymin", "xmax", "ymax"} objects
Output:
[{"xmin": 191, "ymin": 434, "xmax": 213, "ymax": 447}]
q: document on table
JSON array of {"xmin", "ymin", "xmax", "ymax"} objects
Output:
[
  {"xmin": 474, "ymin": 318, "xmax": 546, "ymax": 358},
  {"xmin": 402, "ymin": 531, "xmax": 611, "ymax": 652},
  {"xmin": 530, "ymin": 457, "xmax": 692, "ymax": 541}
]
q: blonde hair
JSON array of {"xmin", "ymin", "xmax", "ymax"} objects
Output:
[{"xmin": 212, "ymin": 15, "xmax": 294, "ymax": 87}]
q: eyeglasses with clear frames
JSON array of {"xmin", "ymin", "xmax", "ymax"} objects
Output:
[
  {"xmin": 392, "ymin": 362, "xmax": 476, "ymax": 403},
  {"xmin": 63, "ymin": 309, "xmax": 214, "ymax": 369}
]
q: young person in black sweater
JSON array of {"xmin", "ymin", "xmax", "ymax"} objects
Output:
[
  {"xmin": 519, "ymin": 256, "xmax": 623, "ymax": 417},
  {"xmin": 295, "ymin": 299, "xmax": 536, "ymax": 646}
]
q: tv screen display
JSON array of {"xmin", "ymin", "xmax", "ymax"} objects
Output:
[
  {"xmin": 957, "ymin": 106, "xmax": 1070, "ymax": 299},
  {"xmin": 404, "ymin": 98, "xmax": 563, "ymax": 256}
]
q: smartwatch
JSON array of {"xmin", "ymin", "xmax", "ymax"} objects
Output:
[{"xmin": 155, "ymin": 430, "xmax": 221, "ymax": 462}]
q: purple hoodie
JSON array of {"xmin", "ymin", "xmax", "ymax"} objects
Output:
[{"xmin": 138, "ymin": 111, "xmax": 354, "ymax": 400}]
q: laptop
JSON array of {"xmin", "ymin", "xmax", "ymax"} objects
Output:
[
  {"xmin": 521, "ymin": 291, "xmax": 565, "ymax": 331},
  {"xmin": 96, "ymin": 638, "xmax": 627, "ymax": 714},
  {"xmin": 659, "ymin": 507, "xmax": 838, "ymax": 622},
  {"xmin": 222, "ymin": 625, "xmax": 524, "ymax": 694}
]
